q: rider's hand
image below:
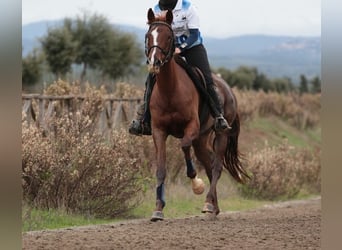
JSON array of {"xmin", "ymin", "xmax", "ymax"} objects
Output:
[{"xmin": 175, "ymin": 48, "xmax": 181, "ymax": 54}]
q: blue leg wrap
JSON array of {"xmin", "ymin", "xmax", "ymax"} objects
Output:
[
  {"xmin": 156, "ymin": 183, "xmax": 166, "ymax": 208},
  {"xmin": 186, "ymin": 159, "xmax": 196, "ymax": 178}
]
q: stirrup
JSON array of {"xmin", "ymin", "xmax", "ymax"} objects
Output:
[
  {"xmin": 128, "ymin": 119, "xmax": 143, "ymax": 135},
  {"xmin": 128, "ymin": 119, "xmax": 152, "ymax": 136},
  {"xmin": 214, "ymin": 115, "xmax": 231, "ymax": 131}
]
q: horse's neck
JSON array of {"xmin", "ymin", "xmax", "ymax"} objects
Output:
[{"xmin": 155, "ymin": 59, "xmax": 178, "ymax": 95}]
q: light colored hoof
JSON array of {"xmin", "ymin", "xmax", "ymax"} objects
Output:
[
  {"xmin": 201, "ymin": 202, "xmax": 214, "ymax": 213},
  {"xmin": 151, "ymin": 211, "xmax": 164, "ymax": 221},
  {"xmin": 192, "ymin": 176, "xmax": 205, "ymax": 195}
]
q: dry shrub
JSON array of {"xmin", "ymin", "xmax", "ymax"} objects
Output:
[
  {"xmin": 22, "ymin": 81, "xmax": 321, "ymax": 216},
  {"xmin": 235, "ymin": 89, "xmax": 320, "ymax": 129},
  {"xmin": 44, "ymin": 79, "xmax": 81, "ymax": 96},
  {"xmin": 22, "ymin": 83, "xmax": 153, "ymax": 218},
  {"xmin": 112, "ymin": 82, "xmax": 144, "ymax": 98},
  {"xmin": 22, "ymin": 119, "xmax": 152, "ymax": 218},
  {"xmin": 232, "ymin": 87, "xmax": 260, "ymax": 122},
  {"xmin": 239, "ymin": 140, "xmax": 321, "ymax": 200}
]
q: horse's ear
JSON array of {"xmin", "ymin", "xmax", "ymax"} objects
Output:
[
  {"xmin": 165, "ymin": 10, "xmax": 173, "ymax": 24},
  {"xmin": 147, "ymin": 8, "xmax": 155, "ymax": 23}
]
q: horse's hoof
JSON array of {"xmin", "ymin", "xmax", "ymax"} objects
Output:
[
  {"xmin": 192, "ymin": 176, "xmax": 205, "ymax": 195},
  {"xmin": 201, "ymin": 202, "xmax": 214, "ymax": 213},
  {"xmin": 151, "ymin": 211, "xmax": 164, "ymax": 222}
]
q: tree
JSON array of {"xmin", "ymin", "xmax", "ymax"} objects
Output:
[
  {"xmin": 230, "ymin": 66, "xmax": 257, "ymax": 90},
  {"xmin": 310, "ymin": 76, "xmax": 321, "ymax": 93},
  {"xmin": 299, "ymin": 74, "xmax": 309, "ymax": 94},
  {"xmin": 253, "ymin": 72, "xmax": 272, "ymax": 92},
  {"xmin": 272, "ymin": 77, "xmax": 292, "ymax": 93},
  {"xmin": 99, "ymin": 31, "xmax": 143, "ymax": 80},
  {"xmin": 40, "ymin": 26, "xmax": 76, "ymax": 79},
  {"xmin": 215, "ymin": 67, "xmax": 232, "ymax": 84},
  {"xmin": 22, "ymin": 49, "xmax": 43, "ymax": 89},
  {"xmin": 66, "ymin": 13, "xmax": 113, "ymax": 82},
  {"xmin": 66, "ymin": 12, "xmax": 143, "ymax": 82}
]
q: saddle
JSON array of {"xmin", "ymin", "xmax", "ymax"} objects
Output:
[
  {"xmin": 174, "ymin": 54, "xmax": 211, "ymax": 125},
  {"xmin": 174, "ymin": 54, "xmax": 207, "ymax": 93}
]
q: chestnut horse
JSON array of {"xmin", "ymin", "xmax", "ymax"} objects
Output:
[{"xmin": 145, "ymin": 8, "xmax": 249, "ymax": 221}]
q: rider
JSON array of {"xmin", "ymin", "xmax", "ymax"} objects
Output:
[{"xmin": 129, "ymin": 0, "xmax": 229, "ymax": 135}]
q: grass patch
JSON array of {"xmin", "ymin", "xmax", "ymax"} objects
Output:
[
  {"xmin": 22, "ymin": 204, "xmax": 114, "ymax": 232},
  {"xmin": 23, "ymin": 175, "xmax": 319, "ymax": 232},
  {"xmin": 131, "ymin": 173, "xmax": 272, "ymax": 219},
  {"xmin": 247, "ymin": 116, "xmax": 320, "ymax": 148}
]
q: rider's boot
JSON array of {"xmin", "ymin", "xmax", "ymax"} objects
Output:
[
  {"xmin": 207, "ymin": 84, "xmax": 231, "ymax": 131},
  {"xmin": 128, "ymin": 103, "xmax": 151, "ymax": 135},
  {"xmin": 128, "ymin": 74, "xmax": 155, "ymax": 135}
]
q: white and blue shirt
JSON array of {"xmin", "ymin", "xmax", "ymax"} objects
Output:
[{"xmin": 154, "ymin": 0, "xmax": 203, "ymax": 50}]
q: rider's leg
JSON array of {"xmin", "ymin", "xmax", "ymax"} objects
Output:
[
  {"xmin": 128, "ymin": 74, "xmax": 155, "ymax": 135},
  {"xmin": 182, "ymin": 45, "xmax": 229, "ymax": 131},
  {"xmin": 206, "ymin": 83, "xmax": 231, "ymax": 131}
]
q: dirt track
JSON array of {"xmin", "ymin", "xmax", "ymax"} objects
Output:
[{"xmin": 23, "ymin": 197, "xmax": 320, "ymax": 250}]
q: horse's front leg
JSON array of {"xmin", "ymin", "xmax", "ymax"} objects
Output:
[{"xmin": 151, "ymin": 129, "xmax": 168, "ymax": 221}]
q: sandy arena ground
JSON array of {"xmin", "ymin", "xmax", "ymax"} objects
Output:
[{"xmin": 23, "ymin": 197, "xmax": 320, "ymax": 250}]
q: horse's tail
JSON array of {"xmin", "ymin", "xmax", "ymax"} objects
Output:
[{"xmin": 224, "ymin": 113, "xmax": 250, "ymax": 183}]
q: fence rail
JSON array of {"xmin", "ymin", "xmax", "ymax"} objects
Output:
[{"xmin": 22, "ymin": 94, "xmax": 143, "ymax": 135}]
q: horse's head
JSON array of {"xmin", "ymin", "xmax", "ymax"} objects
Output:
[{"xmin": 145, "ymin": 8, "xmax": 175, "ymax": 74}]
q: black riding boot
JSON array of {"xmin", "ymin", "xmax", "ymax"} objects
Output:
[
  {"xmin": 207, "ymin": 84, "xmax": 231, "ymax": 131},
  {"xmin": 128, "ymin": 74, "xmax": 155, "ymax": 135}
]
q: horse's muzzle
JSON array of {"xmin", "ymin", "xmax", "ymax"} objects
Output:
[
  {"xmin": 147, "ymin": 64, "xmax": 160, "ymax": 74},
  {"xmin": 147, "ymin": 60, "xmax": 161, "ymax": 74}
]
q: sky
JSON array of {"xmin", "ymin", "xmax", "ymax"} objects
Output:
[{"xmin": 22, "ymin": 0, "xmax": 321, "ymax": 38}]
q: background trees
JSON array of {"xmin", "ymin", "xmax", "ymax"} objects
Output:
[
  {"xmin": 213, "ymin": 66, "xmax": 319, "ymax": 94},
  {"xmin": 24, "ymin": 12, "xmax": 143, "ymax": 86},
  {"xmin": 310, "ymin": 76, "xmax": 321, "ymax": 94},
  {"xmin": 63, "ymin": 13, "xmax": 143, "ymax": 83},
  {"xmin": 22, "ymin": 49, "xmax": 43, "ymax": 91},
  {"xmin": 40, "ymin": 26, "xmax": 76, "ymax": 79},
  {"xmin": 22, "ymin": 12, "xmax": 320, "ymax": 94}
]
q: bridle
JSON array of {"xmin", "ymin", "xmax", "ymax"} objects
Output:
[{"xmin": 145, "ymin": 21, "xmax": 175, "ymax": 67}]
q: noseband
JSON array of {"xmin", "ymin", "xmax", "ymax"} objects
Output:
[{"xmin": 145, "ymin": 21, "xmax": 175, "ymax": 66}]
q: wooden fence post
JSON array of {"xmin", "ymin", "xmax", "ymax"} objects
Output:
[{"xmin": 22, "ymin": 94, "xmax": 142, "ymax": 134}]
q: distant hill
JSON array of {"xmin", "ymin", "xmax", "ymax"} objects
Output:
[{"xmin": 22, "ymin": 20, "xmax": 321, "ymax": 83}]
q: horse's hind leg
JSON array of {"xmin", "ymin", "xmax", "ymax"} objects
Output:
[
  {"xmin": 194, "ymin": 134, "xmax": 227, "ymax": 215},
  {"xmin": 192, "ymin": 136, "xmax": 217, "ymax": 214}
]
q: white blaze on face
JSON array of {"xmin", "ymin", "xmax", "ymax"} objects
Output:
[{"xmin": 150, "ymin": 28, "xmax": 159, "ymax": 65}]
